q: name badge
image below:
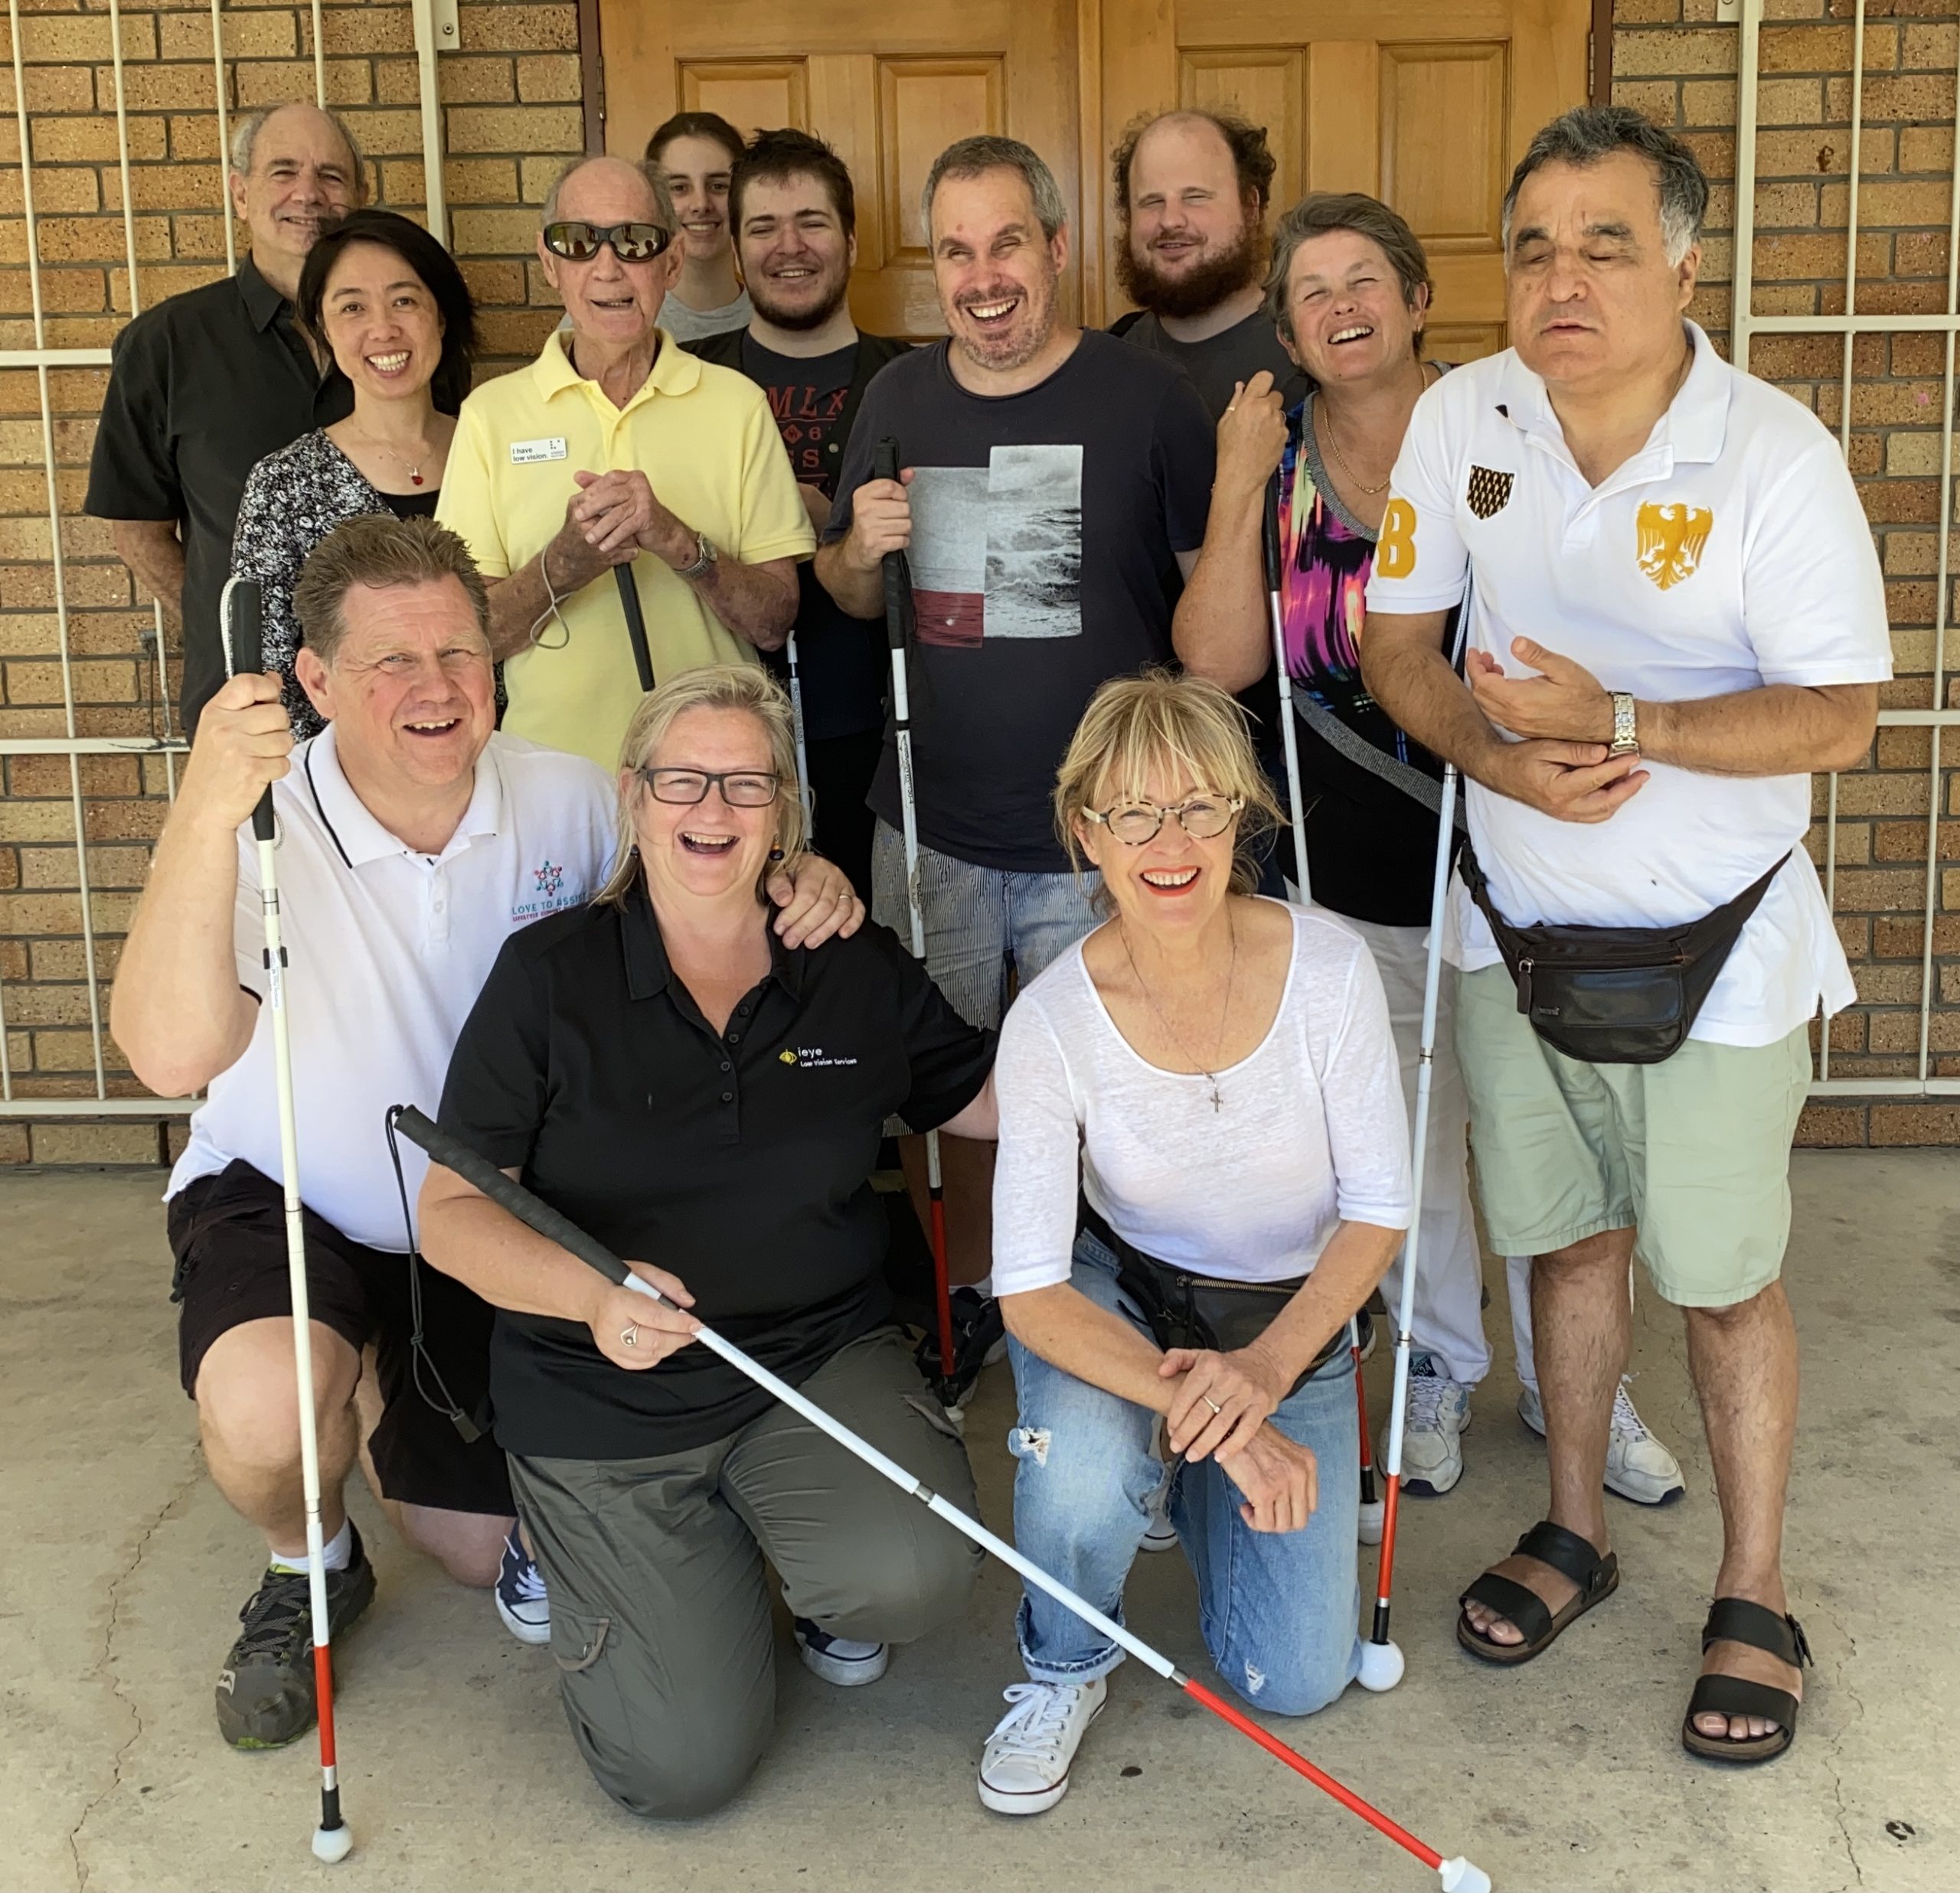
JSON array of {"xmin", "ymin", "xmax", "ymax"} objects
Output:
[{"xmin": 510, "ymin": 436, "xmax": 567, "ymax": 465}]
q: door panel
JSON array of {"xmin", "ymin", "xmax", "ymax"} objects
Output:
[{"xmin": 598, "ymin": 0, "xmax": 1079, "ymax": 340}]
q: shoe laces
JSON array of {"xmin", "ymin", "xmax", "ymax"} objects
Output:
[
  {"xmin": 503, "ymin": 1542, "xmax": 547, "ymax": 1603},
  {"xmin": 990, "ymin": 1682, "xmax": 1082, "ymax": 1763},
  {"xmin": 1404, "ymin": 1356, "xmax": 1453, "ymax": 1429},
  {"xmin": 1609, "ymin": 1379, "xmax": 1652, "ymax": 1444},
  {"xmin": 233, "ymin": 1572, "xmax": 313, "ymax": 1662}
]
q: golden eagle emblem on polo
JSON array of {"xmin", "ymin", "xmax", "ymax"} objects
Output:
[
  {"xmin": 1465, "ymin": 465, "xmax": 1514, "ymax": 520},
  {"xmin": 1635, "ymin": 501, "xmax": 1714, "ymax": 590}
]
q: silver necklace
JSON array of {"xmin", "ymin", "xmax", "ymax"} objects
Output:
[{"xmin": 1119, "ymin": 911, "xmax": 1238, "ymax": 1111}]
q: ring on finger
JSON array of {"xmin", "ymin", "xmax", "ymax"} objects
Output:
[
  {"xmin": 1203, "ymin": 1394, "xmax": 1223, "ymax": 1415},
  {"xmin": 620, "ymin": 1324, "xmax": 638, "ymax": 1348}
]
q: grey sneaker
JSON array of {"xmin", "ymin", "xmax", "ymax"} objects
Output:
[
  {"xmin": 1381, "ymin": 1353, "xmax": 1470, "ymax": 1496},
  {"xmin": 1517, "ymin": 1378, "xmax": 1686, "ymax": 1506},
  {"xmin": 215, "ymin": 1525, "xmax": 375, "ymax": 1750}
]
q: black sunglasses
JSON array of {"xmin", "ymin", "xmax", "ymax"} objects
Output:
[{"xmin": 542, "ymin": 220, "xmax": 675, "ymax": 263}]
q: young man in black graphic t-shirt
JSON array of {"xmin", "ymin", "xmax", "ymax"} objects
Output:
[
  {"xmin": 818, "ymin": 136, "xmax": 1214, "ymax": 1288},
  {"xmin": 686, "ymin": 129, "xmax": 910, "ymax": 895}
]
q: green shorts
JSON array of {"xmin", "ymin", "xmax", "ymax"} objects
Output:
[{"xmin": 1454, "ymin": 965, "xmax": 1813, "ymax": 1308}]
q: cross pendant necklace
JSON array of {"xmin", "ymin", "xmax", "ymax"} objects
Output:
[{"xmin": 1121, "ymin": 911, "xmax": 1236, "ymax": 1112}]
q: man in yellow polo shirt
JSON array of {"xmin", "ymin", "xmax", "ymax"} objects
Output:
[{"xmin": 440, "ymin": 154, "xmax": 812, "ymax": 770}]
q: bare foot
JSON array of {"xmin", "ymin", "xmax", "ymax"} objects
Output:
[{"xmin": 1462, "ymin": 1529, "xmax": 1608, "ymax": 1647}]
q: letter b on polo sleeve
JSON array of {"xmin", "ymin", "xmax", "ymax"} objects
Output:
[{"xmin": 1375, "ymin": 498, "xmax": 1419, "ymax": 579}]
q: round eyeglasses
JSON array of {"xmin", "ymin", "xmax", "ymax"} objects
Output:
[
  {"xmin": 1081, "ymin": 795, "xmax": 1243, "ymax": 847},
  {"xmin": 637, "ymin": 767, "xmax": 780, "ymax": 808},
  {"xmin": 543, "ymin": 220, "xmax": 675, "ymax": 264}
]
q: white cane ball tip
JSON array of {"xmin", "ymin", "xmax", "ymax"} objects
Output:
[
  {"xmin": 1357, "ymin": 1500, "xmax": 1385, "ymax": 1546},
  {"xmin": 1356, "ymin": 1638, "xmax": 1404, "ymax": 1693},
  {"xmin": 312, "ymin": 1825, "xmax": 354, "ymax": 1864},
  {"xmin": 1437, "ymin": 1857, "xmax": 1492, "ymax": 1893}
]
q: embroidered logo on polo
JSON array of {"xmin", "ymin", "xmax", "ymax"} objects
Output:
[
  {"xmin": 509, "ymin": 860, "xmax": 581, "ymax": 924},
  {"xmin": 1466, "ymin": 466, "xmax": 1514, "ymax": 520},
  {"xmin": 534, "ymin": 860, "xmax": 565, "ymax": 899},
  {"xmin": 779, "ymin": 1046, "xmax": 858, "ymax": 1068},
  {"xmin": 1635, "ymin": 501, "xmax": 1713, "ymax": 590}
]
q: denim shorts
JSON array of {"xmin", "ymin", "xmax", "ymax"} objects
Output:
[{"xmin": 869, "ymin": 820, "xmax": 1099, "ymax": 1031}]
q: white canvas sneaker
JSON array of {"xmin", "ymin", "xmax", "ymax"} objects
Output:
[
  {"xmin": 976, "ymin": 1676, "xmax": 1107, "ymax": 1816},
  {"xmin": 1517, "ymin": 1377, "xmax": 1686, "ymax": 1506}
]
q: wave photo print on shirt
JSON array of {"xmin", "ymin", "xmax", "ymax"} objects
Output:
[{"xmin": 910, "ymin": 446, "xmax": 1084, "ymax": 647}]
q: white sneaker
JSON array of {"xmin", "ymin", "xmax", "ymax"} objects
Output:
[
  {"xmin": 1517, "ymin": 1378, "xmax": 1686, "ymax": 1506},
  {"xmin": 1139, "ymin": 1463, "xmax": 1178, "ymax": 1553},
  {"xmin": 1382, "ymin": 1354, "xmax": 1470, "ymax": 1496},
  {"xmin": 793, "ymin": 1617, "xmax": 889, "ymax": 1686},
  {"xmin": 977, "ymin": 1676, "xmax": 1107, "ymax": 1816}
]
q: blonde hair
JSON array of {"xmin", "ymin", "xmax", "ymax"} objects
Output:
[
  {"xmin": 593, "ymin": 663, "xmax": 808, "ymax": 908},
  {"xmin": 1054, "ymin": 669, "xmax": 1283, "ymax": 912}
]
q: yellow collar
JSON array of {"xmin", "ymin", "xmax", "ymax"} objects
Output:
[{"xmin": 530, "ymin": 327, "xmax": 701, "ymax": 417}]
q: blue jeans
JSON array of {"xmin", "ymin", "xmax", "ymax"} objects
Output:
[
  {"xmin": 870, "ymin": 820, "xmax": 1099, "ymax": 1030},
  {"xmin": 1006, "ymin": 1233, "xmax": 1363, "ymax": 1716}
]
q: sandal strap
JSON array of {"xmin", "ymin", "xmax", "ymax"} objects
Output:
[
  {"xmin": 1459, "ymin": 1571, "xmax": 1553, "ymax": 1649},
  {"xmin": 1701, "ymin": 1598, "xmax": 1812, "ymax": 1667},
  {"xmin": 1512, "ymin": 1519, "xmax": 1606, "ymax": 1588},
  {"xmin": 1686, "ymin": 1672, "xmax": 1802, "ymax": 1736}
]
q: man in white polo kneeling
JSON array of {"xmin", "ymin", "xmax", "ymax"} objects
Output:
[{"xmin": 1361, "ymin": 106, "xmax": 1887, "ymax": 1765}]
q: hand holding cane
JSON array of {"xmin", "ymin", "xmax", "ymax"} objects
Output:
[
  {"xmin": 1263, "ymin": 479, "xmax": 1385, "ymax": 1548},
  {"xmin": 390, "ymin": 1104, "xmax": 1493, "ymax": 1893},
  {"xmin": 219, "ymin": 578, "xmax": 353, "ymax": 1865},
  {"xmin": 873, "ymin": 436, "xmax": 959, "ymax": 1408}
]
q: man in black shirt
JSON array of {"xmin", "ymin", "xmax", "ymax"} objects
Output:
[
  {"xmin": 1111, "ymin": 109, "xmax": 1307, "ymax": 422},
  {"xmin": 817, "ymin": 136, "xmax": 1214, "ymax": 1287},
  {"xmin": 686, "ymin": 129, "xmax": 910, "ymax": 894},
  {"xmin": 86, "ymin": 102, "xmax": 363, "ymax": 734}
]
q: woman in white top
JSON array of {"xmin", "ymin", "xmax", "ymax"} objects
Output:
[{"xmin": 975, "ymin": 671, "xmax": 1413, "ymax": 1818}]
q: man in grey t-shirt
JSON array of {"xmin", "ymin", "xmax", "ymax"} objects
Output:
[{"xmin": 1111, "ymin": 109, "xmax": 1307, "ymax": 420}]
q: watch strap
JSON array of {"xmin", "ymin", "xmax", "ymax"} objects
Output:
[
  {"xmin": 674, "ymin": 530, "xmax": 716, "ymax": 581},
  {"xmin": 1609, "ymin": 691, "xmax": 1638, "ymax": 755}
]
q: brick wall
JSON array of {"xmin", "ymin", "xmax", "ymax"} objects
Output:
[
  {"xmin": 0, "ymin": 0, "xmax": 582, "ymax": 1164},
  {"xmin": 1613, "ymin": 0, "xmax": 1960, "ymax": 1148}
]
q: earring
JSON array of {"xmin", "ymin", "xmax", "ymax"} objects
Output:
[{"xmin": 767, "ymin": 844, "xmax": 785, "ymax": 864}]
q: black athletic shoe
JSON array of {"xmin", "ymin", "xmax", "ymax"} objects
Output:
[{"xmin": 214, "ymin": 1524, "xmax": 376, "ymax": 1751}]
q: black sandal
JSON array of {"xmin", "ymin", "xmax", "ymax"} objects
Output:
[
  {"xmin": 1681, "ymin": 1598, "xmax": 1812, "ymax": 1764},
  {"xmin": 1455, "ymin": 1520, "xmax": 1619, "ymax": 1665}
]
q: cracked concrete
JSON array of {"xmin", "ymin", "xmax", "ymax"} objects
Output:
[{"xmin": 4, "ymin": 1151, "xmax": 1956, "ymax": 1892}]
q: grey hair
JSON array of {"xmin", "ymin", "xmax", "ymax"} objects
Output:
[
  {"xmin": 1500, "ymin": 105, "xmax": 1707, "ymax": 267},
  {"xmin": 1263, "ymin": 192, "xmax": 1433, "ymax": 355},
  {"xmin": 228, "ymin": 103, "xmax": 365, "ymax": 184},
  {"xmin": 921, "ymin": 135, "xmax": 1067, "ymax": 243},
  {"xmin": 542, "ymin": 153, "xmax": 676, "ymax": 232}
]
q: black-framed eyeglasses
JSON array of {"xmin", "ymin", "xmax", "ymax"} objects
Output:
[
  {"xmin": 1081, "ymin": 795, "xmax": 1243, "ymax": 846},
  {"xmin": 543, "ymin": 220, "xmax": 675, "ymax": 263},
  {"xmin": 636, "ymin": 766, "xmax": 781, "ymax": 808}
]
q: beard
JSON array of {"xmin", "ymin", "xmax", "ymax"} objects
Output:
[
  {"xmin": 1118, "ymin": 217, "xmax": 1269, "ymax": 322},
  {"xmin": 746, "ymin": 261, "xmax": 852, "ymax": 332}
]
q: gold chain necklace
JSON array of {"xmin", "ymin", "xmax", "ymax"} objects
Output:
[
  {"xmin": 1119, "ymin": 910, "xmax": 1238, "ymax": 1112},
  {"xmin": 1316, "ymin": 361, "xmax": 1439, "ymax": 498}
]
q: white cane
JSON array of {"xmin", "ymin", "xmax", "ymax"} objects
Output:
[{"xmin": 220, "ymin": 579, "xmax": 352, "ymax": 1862}]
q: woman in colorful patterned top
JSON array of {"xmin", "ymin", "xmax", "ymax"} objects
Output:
[
  {"xmin": 232, "ymin": 209, "xmax": 478, "ymax": 735},
  {"xmin": 1172, "ymin": 191, "xmax": 1684, "ymax": 1509}
]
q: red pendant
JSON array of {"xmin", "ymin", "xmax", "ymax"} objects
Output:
[{"xmin": 410, "ymin": 471, "xmax": 425, "ymax": 486}]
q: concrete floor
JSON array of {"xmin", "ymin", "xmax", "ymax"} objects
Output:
[{"xmin": 4, "ymin": 1152, "xmax": 1956, "ymax": 1893}]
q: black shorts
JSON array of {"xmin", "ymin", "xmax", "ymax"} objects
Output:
[{"xmin": 168, "ymin": 1160, "xmax": 512, "ymax": 1517}]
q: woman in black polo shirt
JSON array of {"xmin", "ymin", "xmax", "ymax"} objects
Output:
[{"xmin": 418, "ymin": 663, "xmax": 995, "ymax": 1821}]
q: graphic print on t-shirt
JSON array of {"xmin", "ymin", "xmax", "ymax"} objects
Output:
[{"xmin": 908, "ymin": 445, "xmax": 1084, "ymax": 648}]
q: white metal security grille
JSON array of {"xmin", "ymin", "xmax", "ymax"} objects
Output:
[
  {"xmin": 1732, "ymin": 0, "xmax": 1959, "ymax": 1100},
  {"xmin": 0, "ymin": 0, "xmax": 452, "ymax": 1119}
]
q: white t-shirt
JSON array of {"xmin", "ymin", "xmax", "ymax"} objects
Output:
[
  {"xmin": 1365, "ymin": 321, "xmax": 1892, "ymax": 1046},
  {"xmin": 990, "ymin": 901, "xmax": 1413, "ymax": 1299},
  {"xmin": 168, "ymin": 727, "xmax": 616, "ymax": 1249}
]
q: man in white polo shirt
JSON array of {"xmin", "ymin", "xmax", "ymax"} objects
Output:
[
  {"xmin": 110, "ymin": 514, "xmax": 858, "ymax": 1755},
  {"xmin": 1361, "ymin": 107, "xmax": 1886, "ymax": 1764}
]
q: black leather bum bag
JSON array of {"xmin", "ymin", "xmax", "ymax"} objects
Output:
[
  {"xmin": 1459, "ymin": 840, "xmax": 1787, "ymax": 1066},
  {"xmin": 1078, "ymin": 1202, "xmax": 1342, "ymax": 1399}
]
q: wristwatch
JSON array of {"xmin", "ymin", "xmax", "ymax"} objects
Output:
[
  {"xmin": 1607, "ymin": 691, "xmax": 1639, "ymax": 756},
  {"xmin": 672, "ymin": 530, "xmax": 718, "ymax": 582}
]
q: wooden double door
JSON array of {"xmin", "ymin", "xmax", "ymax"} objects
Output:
[{"xmin": 597, "ymin": 0, "xmax": 1592, "ymax": 351}]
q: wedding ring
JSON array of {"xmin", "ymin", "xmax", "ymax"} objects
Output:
[
  {"xmin": 1203, "ymin": 1395, "xmax": 1223, "ymax": 1415},
  {"xmin": 620, "ymin": 1325, "xmax": 639, "ymax": 1348}
]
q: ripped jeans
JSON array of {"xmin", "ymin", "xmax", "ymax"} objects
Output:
[{"xmin": 1006, "ymin": 1232, "xmax": 1362, "ymax": 1716}]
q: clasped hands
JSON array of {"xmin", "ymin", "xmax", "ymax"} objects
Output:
[
  {"xmin": 555, "ymin": 468, "xmax": 697, "ymax": 583},
  {"xmin": 1468, "ymin": 637, "xmax": 1650, "ymax": 824},
  {"xmin": 1160, "ymin": 1340, "xmax": 1318, "ymax": 1535}
]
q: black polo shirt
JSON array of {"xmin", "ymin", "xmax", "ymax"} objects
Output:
[
  {"xmin": 86, "ymin": 255, "xmax": 352, "ymax": 735},
  {"xmin": 436, "ymin": 885, "xmax": 995, "ymax": 1460}
]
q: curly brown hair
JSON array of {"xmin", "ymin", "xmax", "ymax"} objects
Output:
[{"xmin": 1111, "ymin": 109, "xmax": 1277, "ymax": 223}]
